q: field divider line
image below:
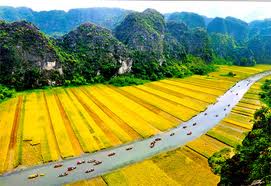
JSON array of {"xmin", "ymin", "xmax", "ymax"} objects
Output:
[
  {"xmin": 205, "ymin": 133, "xmax": 237, "ymax": 148},
  {"xmin": 70, "ymin": 88, "xmax": 121, "ymax": 146},
  {"xmin": 231, "ymin": 110, "xmax": 253, "ymax": 117},
  {"xmin": 159, "ymin": 80, "xmax": 220, "ymax": 97},
  {"xmin": 4, "ymin": 96, "xmax": 23, "ymax": 171},
  {"xmin": 86, "ymin": 86, "xmax": 161, "ymax": 137},
  {"xmin": 146, "ymin": 82, "xmax": 211, "ymax": 104},
  {"xmin": 170, "ymin": 78, "xmax": 230, "ymax": 91},
  {"xmin": 134, "ymin": 86, "xmax": 200, "ymax": 113},
  {"xmin": 14, "ymin": 95, "xmax": 27, "ymax": 167},
  {"xmin": 222, "ymin": 120, "xmax": 252, "ymax": 130},
  {"xmin": 80, "ymin": 87, "xmax": 141, "ymax": 140},
  {"xmin": 54, "ymin": 93, "xmax": 83, "ymax": 155},
  {"xmin": 110, "ymin": 86, "xmax": 181, "ymax": 124},
  {"xmin": 146, "ymin": 83, "xmax": 211, "ymax": 105},
  {"xmin": 9, "ymin": 96, "xmax": 23, "ymax": 149},
  {"xmin": 139, "ymin": 85, "xmax": 208, "ymax": 112},
  {"xmin": 184, "ymin": 145, "xmax": 209, "ymax": 159}
]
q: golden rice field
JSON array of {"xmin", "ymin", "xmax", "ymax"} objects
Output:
[
  {"xmin": 67, "ymin": 66, "xmax": 271, "ymax": 186},
  {"xmin": 0, "ymin": 65, "xmax": 270, "ymax": 176}
]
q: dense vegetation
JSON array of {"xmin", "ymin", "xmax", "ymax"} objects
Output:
[
  {"xmin": 165, "ymin": 12, "xmax": 206, "ymax": 29},
  {"xmin": 0, "ymin": 21, "xmax": 63, "ymax": 90},
  {"xmin": 107, "ymin": 75, "xmax": 149, "ymax": 86},
  {"xmin": 260, "ymin": 79, "xmax": 271, "ymax": 107},
  {"xmin": 0, "ymin": 84, "xmax": 14, "ymax": 102},
  {"xmin": 0, "ymin": 7, "xmax": 270, "ymax": 91},
  {"xmin": 209, "ymin": 79, "xmax": 271, "ymax": 185}
]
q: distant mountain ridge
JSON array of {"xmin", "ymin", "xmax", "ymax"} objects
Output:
[
  {"xmin": 0, "ymin": 6, "xmax": 131, "ymax": 35},
  {"xmin": 0, "ymin": 6, "xmax": 270, "ymax": 90},
  {"xmin": 0, "ymin": 6, "xmax": 270, "ymax": 37}
]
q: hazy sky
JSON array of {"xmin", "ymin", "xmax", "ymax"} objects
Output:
[{"xmin": 1, "ymin": 0, "xmax": 271, "ymax": 22}]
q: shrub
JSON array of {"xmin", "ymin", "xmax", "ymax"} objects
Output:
[
  {"xmin": 0, "ymin": 84, "xmax": 15, "ymax": 102},
  {"xmin": 185, "ymin": 55, "xmax": 218, "ymax": 75},
  {"xmin": 108, "ymin": 75, "xmax": 149, "ymax": 87},
  {"xmin": 220, "ymin": 71, "xmax": 237, "ymax": 77},
  {"xmin": 71, "ymin": 74, "xmax": 87, "ymax": 85},
  {"xmin": 163, "ymin": 63, "xmax": 192, "ymax": 78}
]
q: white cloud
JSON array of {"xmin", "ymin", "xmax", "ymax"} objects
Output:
[{"xmin": 1, "ymin": 0, "xmax": 271, "ymax": 22}]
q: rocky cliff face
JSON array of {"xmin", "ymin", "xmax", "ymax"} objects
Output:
[
  {"xmin": 163, "ymin": 21, "xmax": 187, "ymax": 60},
  {"xmin": 0, "ymin": 20, "xmax": 63, "ymax": 89},
  {"xmin": 166, "ymin": 12, "xmax": 206, "ymax": 29},
  {"xmin": 248, "ymin": 35, "xmax": 271, "ymax": 64},
  {"xmin": 58, "ymin": 22, "xmax": 132, "ymax": 80},
  {"xmin": 207, "ymin": 17, "xmax": 248, "ymax": 42},
  {"xmin": 248, "ymin": 19, "xmax": 271, "ymax": 38},
  {"xmin": 164, "ymin": 21, "xmax": 212, "ymax": 62},
  {"xmin": 114, "ymin": 9, "xmax": 165, "ymax": 62}
]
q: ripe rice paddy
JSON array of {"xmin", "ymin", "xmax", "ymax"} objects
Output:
[
  {"xmin": 0, "ymin": 65, "xmax": 270, "ymax": 180},
  {"xmin": 67, "ymin": 67, "xmax": 270, "ymax": 186}
]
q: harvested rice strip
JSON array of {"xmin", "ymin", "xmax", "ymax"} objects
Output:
[
  {"xmin": 40, "ymin": 127, "xmax": 51, "ymax": 162},
  {"xmin": 240, "ymin": 98, "xmax": 262, "ymax": 106},
  {"xmin": 65, "ymin": 89, "xmax": 107, "ymax": 150},
  {"xmin": 104, "ymin": 160, "xmax": 179, "ymax": 186},
  {"xmin": 231, "ymin": 110, "xmax": 253, "ymax": 117},
  {"xmin": 23, "ymin": 93, "xmax": 41, "ymax": 143},
  {"xmin": 227, "ymin": 113, "xmax": 253, "ymax": 124},
  {"xmin": 219, "ymin": 66, "xmax": 263, "ymax": 74},
  {"xmin": 0, "ymin": 98, "xmax": 17, "ymax": 173},
  {"xmin": 206, "ymin": 131, "xmax": 240, "ymax": 147},
  {"xmin": 30, "ymin": 93, "xmax": 46, "ymax": 145},
  {"xmin": 138, "ymin": 84, "xmax": 207, "ymax": 112},
  {"xmin": 9, "ymin": 96, "xmax": 23, "ymax": 149},
  {"xmin": 186, "ymin": 135, "xmax": 230, "ymax": 158},
  {"xmin": 84, "ymin": 86, "xmax": 160, "ymax": 138},
  {"xmin": 21, "ymin": 142, "xmax": 42, "ymax": 166},
  {"xmin": 33, "ymin": 92, "xmax": 59, "ymax": 162},
  {"xmin": 220, "ymin": 121, "xmax": 249, "ymax": 133},
  {"xmin": 214, "ymin": 124, "xmax": 247, "ymax": 140},
  {"xmin": 145, "ymin": 83, "xmax": 209, "ymax": 109},
  {"xmin": 110, "ymin": 86, "xmax": 180, "ymax": 124},
  {"xmin": 70, "ymin": 88, "xmax": 118, "ymax": 147},
  {"xmin": 45, "ymin": 92, "xmax": 74, "ymax": 158},
  {"xmin": 218, "ymin": 66, "xmax": 260, "ymax": 73},
  {"xmin": 146, "ymin": 82, "xmax": 208, "ymax": 110},
  {"xmin": 54, "ymin": 93, "xmax": 83, "ymax": 155},
  {"xmin": 233, "ymin": 104, "xmax": 257, "ymax": 116},
  {"xmin": 56, "ymin": 89, "xmax": 98, "ymax": 153},
  {"xmin": 174, "ymin": 80, "xmax": 228, "ymax": 92},
  {"xmin": 66, "ymin": 177, "xmax": 107, "ymax": 186},
  {"xmin": 160, "ymin": 80, "xmax": 224, "ymax": 96},
  {"xmin": 162, "ymin": 79, "xmax": 222, "ymax": 97},
  {"xmin": 244, "ymin": 93, "xmax": 260, "ymax": 100},
  {"xmin": 43, "ymin": 92, "xmax": 60, "ymax": 161},
  {"xmin": 75, "ymin": 88, "xmax": 139, "ymax": 142},
  {"xmin": 223, "ymin": 118, "xmax": 252, "ymax": 130},
  {"xmin": 102, "ymin": 171, "xmax": 127, "ymax": 185},
  {"xmin": 246, "ymin": 88, "xmax": 261, "ymax": 95},
  {"xmin": 152, "ymin": 81, "xmax": 216, "ymax": 103},
  {"xmin": 175, "ymin": 76, "xmax": 233, "ymax": 90},
  {"xmin": 96, "ymin": 85, "xmax": 174, "ymax": 131},
  {"xmin": 236, "ymin": 102, "xmax": 261, "ymax": 110},
  {"xmin": 253, "ymin": 65, "xmax": 271, "ymax": 70},
  {"xmin": 13, "ymin": 96, "xmax": 26, "ymax": 167},
  {"xmin": 153, "ymin": 146, "xmax": 220, "ymax": 185},
  {"xmin": 4, "ymin": 96, "xmax": 23, "ymax": 171},
  {"xmin": 121, "ymin": 86, "xmax": 198, "ymax": 121}
]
